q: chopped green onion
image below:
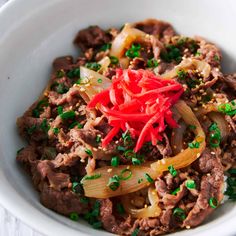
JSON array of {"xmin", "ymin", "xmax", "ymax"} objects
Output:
[
  {"xmin": 57, "ymin": 106, "xmax": 63, "ymax": 115},
  {"xmin": 60, "ymin": 110, "xmax": 76, "ymax": 120},
  {"xmin": 69, "ymin": 212, "xmax": 79, "ymax": 221},
  {"xmin": 214, "ymin": 55, "xmax": 220, "ymax": 61},
  {"xmin": 122, "ymin": 131, "xmax": 132, "ymax": 146},
  {"xmin": 116, "ymin": 203, "xmax": 125, "ymax": 214},
  {"xmin": 185, "ymin": 179, "xmax": 196, "ymax": 189},
  {"xmin": 188, "ymin": 141, "xmax": 200, "ymax": 149},
  {"xmin": 168, "ymin": 165, "xmax": 178, "ymax": 177},
  {"xmin": 84, "ymin": 173, "xmax": 101, "ymax": 180},
  {"xmin": 131, "ymin": 228, "xmax": 139, "ymax": 236},
  {"xmin": 17, "ymin": 147, "xmax": 24, "ymax": 155},
  {"xmin": 85, "ymin": 62, "xmax": 101, "ymax": 71},
  {"xmin": 120, "ymin": 169, "xmax": 132, "ymax": 180},
  {"xmin": 138, "ymin": 178, "xmax": 143, "ymax": 184},
  {"xmin": 110, "ymin": 56, "xmax": 119, "ymax": 65},
  {"xmin": 67, "ymin": 68, "xmax": 80, "ymax": 78},
  {"xmin": 56, "ymin": 83, "xmax": 69, "ymax": 94},
  {"xmin": 218, "ymin": 103, "xmax": 236, "ymax": 116},
  {"xmin": 124, "ymin": 149, "xmax": 135, "ymax": 159},
  {"xmin": 91, "ymin": 201, "xmax": 100, "ymax": 217},
  {"xmin": 171, "ymin": 187, "xmax": 180, "ymax": 195},
  {"xmin": 125, "ymin": 49, "xmax": 140, "ymax": 58},
  {"xmin": 56, "ymin": 70, "xmax": 65, "ymax": 78},
  {"xmin": 228, "ymin": 169, "xmax": 236, "ymax": 175},
  {"xmin": 161, "ymin": 45, "xmax": 182, "ymax": 63},
  {"xmin": 53, "ymin": 127, "xmax": 60, "ymax": 135},
  {"xmin": 107, "ymin": 175, "xmax": 120, "ymax": 191},
  {"xmin": 97, "ymin": 78, "xmax": 102, "ymax": 84},
  {"xmin": 209, "ymin": 197, "xmax": 218, "ymax": 208},
  {"xmin": 96, "ymin": 135, "xmax": 101, "ymax": 143},
  {"xmin": 227, "ymin": 177, "xmax": 236, "ymax": 187},
  {"xmin": 132, "ymin": 157, "xmax": 141, "ymax": 165},
  {"xmin": 173, "ymin": 208, "xmax": 186, "ymax": 221},
  {"xmin": 32, "ymin": 109, "xmax": 40, "ymax": 118},
  {"xmin": 117, "ymin": 146, "xmax": 126, "ymax": 151},
  {"xmin": 177, "ymin": 69, "xmax": 187, "ymax": 80},
  {"xmin": 147, "ymin": 58, "xmax": 158, "ymax": 68},
  {"xmin": 188, "ymin": 125, "xmax": 196, "ymax": 130},
  {"xmin": 80, "ymin": 197, "xmax": 89, "ymax": 204},
  {"xmin": 77, "ymin": 123, "xmax": 84, "ymax": 129},
  {"xmin": 92, "ymin": 221, "xmax": 102, "ymax": 229},
  {"xmin": 195, "ymin": 51, "xmax": 201, "ymax": 56},
  {"xmin": 209, "ymin": 123, "xmax": 221, "ymax": 148},
  {"xmin": 144, "ymin": 173, "xmax": 154, "ymax": 183},
  {"xmin": 72, "ymin": 182, "xmax": 84, "ymax": 194},
  {"xmin": 85, "ymin": 149, "xmax": 92, "ymax": 156},
  {"xmin": 69, "ymin": 121, "xmax": 78, "ymax": 129},
  {"xmin": 27, "ymin": 125, "xmax": 37, "ymax": 135},
  {"xmin": 111, "ymin": 156, "xmax": 119, "ymax": 167},
  {"xmin": 100, "ymin": 43, "xmax": 111, "ymax": 51},
  {"xmin": 40, "ymin": 118, "xmax": 50, "ymax": 133}
]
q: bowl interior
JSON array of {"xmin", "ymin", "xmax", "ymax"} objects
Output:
[{"xmin": 0, "ymin": 0, "xmax": 236, "ymax": 235}]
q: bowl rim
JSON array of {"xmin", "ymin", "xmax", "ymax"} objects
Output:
[{"xmin": 0, "ymin": 0, "xmax": 236, "ymax": 236}]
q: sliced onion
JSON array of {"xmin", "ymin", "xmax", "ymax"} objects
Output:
[
  {"xmin": 121, "ymin": 186, "xmax": 161, "ymax": 218},
  {"xmin": 171, "ymin": 120, "xmax": 187, "ymax": 155},
  {"xmin": 208, "ymin": 112, "xmax": 229, "ymax": 140},
  {"xmin": 151, "ymin": 100, "xmax": 206, "ymax": 173},
  {"xmin": 110, "ymin": 23, "xmax": 147, "ymax": 58},
  {"xmin": 78, "ymin": 66, "xmax": 112, "ymax": 103},
  {"xmin": 98, "ymin": 56, "xmax": 111, "ymax": 74},
  {"xmin": 162, "ymin": 58, "xmax": 211, "ymax": 80}
]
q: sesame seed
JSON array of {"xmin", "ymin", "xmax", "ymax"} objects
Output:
[
  {"xmin": 211, "ymin": 151, "xmax": 215, "ymax": 155},
  {"xmin": 126, "ymin": 165, "xmax": 130, "ymax": 169},
  {"xmin": 80, "ymin": 159, "xmax": 85, "ymax": 163},
  {"xmin": 107, "ymin": 168, "xmax": 113, "ymax": 173},
  {"xmin": 197, "ymin": 153, "xmax": 201, "ymax": 158},
  {"xmin": 115, "ymin": 140, "xmax": 119, "ymax": 144},
  {"xmin": 144, "ymin": 204, "xmax": 148, "ymax": 208},
  {"xmin": 80, "ymin": 88, "xmax": 86, "ymax": 92},
  {"xmin": 186, "ymin": 226, "xmax": 191, "ymax": 229},
  {"xmin": 93, "ymin": 148, "xmax": 98, "ymax": 151}
]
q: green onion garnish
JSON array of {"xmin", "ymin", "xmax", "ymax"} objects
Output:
[
  {"xmin": 84, "ymin": 173, "xmax": 101, "ymax": 180},
  {"xmin": 69, "ymin": 121, "xmax": 78, "ymax": 129},
  {"xmin": 85, "ymin": 62, "xmax": 101, "ymax": 71},
  {"xmin": 69, "ymin": 212, "xmax": 79, "ymax": 221},
  {"xmin": 144, "ymin": 173, "xmax": 154, "ymax": 183},
  {"xmin": 57, "ymin": 106, "xmax": 63, "ymax": 115},
  {"xmin": 132, "ymin": 157, "xmax": 141, "ymax": 165},
  {"xmin": 120, "ymin": 169, "xmax": 132, "ymax": 180},
  {"xmin": 97, "ymin": 78, "xmax": 103, "ymax": 83},
  {"xmin": 56, "ymin": 83, "xmax": 69, "ymax": 94},
  {"xmin": 228, "ymin": 169, "xmax": 236, "ymax": 175},
  {"xmin": 138, "ymin": 178, "xmax": 143, "ymax": 184},
  {"xmin": 188, "ymin": 141, "xmax": 200, "ymax": 149},
  {"xmin": 96, "ymin": 135, "xmax": 101, "ymax": 143},
  {"xmin": 77, "ymin": 123, "xmax": 84, "ymax": 129},
  {"xmin": 56, "ymin": 70, "xmax": 65, "ymax": 78},
  {"xmin": 85, "ymin": 149, "xmax": 92, "ymax": 156},
  {"xmin": 131, "ymin": 228, "xmax": 139, "ymax": 236},
  {"xmin": 209, "ymin": 197, "xmax": 218, "ymax": 208},
  {"xmin": 171, "ymin": 187, "xmax": 180, "ymax": 195},
  {"xmin": 16, "ymin": 147, "xmax": 24, "ymax": 155},
  {"xmin": 60, "ymin": 110, "xmax": 76, "ymax": 120},
  {"xmin": 173, "ymin": 208, "xmax": 186, "ymax": 221},
  {"xmin": 188, "ymin": 125, "xmax": 196, "ymax": 130},
  {"xmin": 27, "ymin": 125, "xmax": 37, "ymax": 135},
  {"xmin": 125, "ymin": 43, "xmax": 141, "ymax": 59},
  {"xmin": 185, "ymin": 179, "xmax": 196, "ymax": 189},
  {"xmin": 110, "ymin": 56, "xmax": 119, "ymax": 65},
  {"xmin": 100, "ymin": 43, "xmax": 111, "ymax": 51},
  {"xmin": 168, "ymin": 165, "xmax": 178, "ymax": 177},
  {"xmin": 67, "ymin": 68, "xmax": 80, "ymax": 78},
  {"xmin": 209, "ymin": 123, "xmax": 221, "ymax": 148},
  {"xmin": 53, "ymin": 127, "xmax": 60, "ymax": 135},
  {"xmin": 92, "ymin": 221, "xmax": 102, "ymax": 229},
  {"xmin": 147, "ymin": 58, "xmax": 158, "ymax": 68},
  {"xmin": 80, "ymin": 197, "xmax": 89, "ymax": 204},
  {"xmin": 107, "ymin": 175, "xmax": 120, "ymax": 191},
  {"xmin": 111, "ymin": 156, "xmax": 119, "ymax": 167},
  {"xmin": 72, "ymin": 182, "xmax": 84, "ymax": 194},
  {"xmin": 117, "ymin": 146, "xmax": 126, "ymax": 151},
  {"xmin": 124, "ymin": 149, "xmax": 135, "ymax": 159},
  {"xmin": 116, "ymin": 203, "xmax": 125, "ymax": 215},
  {"xmin": 40, "ymin": 119, "xmax": 50, "ymax": 133}
]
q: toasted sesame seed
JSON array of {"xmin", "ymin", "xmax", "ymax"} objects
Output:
[
  {"xmin": 186, "ymin": 226, "xmax": 191, "ymax": 229},
  {"xmin": 107, "ymin": 168, "xmax": 113, "ymax": 173},
  {"xmin": 80, "ymin": 88, "xmax": 86, "ymax": 92},
  {"xmin": 93, "ymin": 148, "xmax": 98, "ymax": 151}
]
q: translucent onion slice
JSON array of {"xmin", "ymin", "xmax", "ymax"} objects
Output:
[
  {"xmin": 208, "ymin": 112, "xmax": 229, "ymax": 140},
  {"xmin": 98, "ymin": 56, "xmax": 111, "ymax": 73},
  {"xmin": 81, "ymin": 165, "xmax": 158, "ymax": 198},
  {"xmin": 122, "ymin": 186, "xmax": 161, "ymax": 218},
  {"xmin": 78, "ymin": 66, "xmax": 112, "ymax": 103},
  {"xmin": 171, "ymin": 120, "xmax": 187, "ymax": 155},
  {"xmin": 162, "ymin": 58, "xmax": 211, "ymax": 80},
  {"xmin": 151, "ymin": 100, "xmax": 206, "ymax": 172},
  {"xmin": 110, "ymin": 23, "xmax": 147, "ymax": 58}
]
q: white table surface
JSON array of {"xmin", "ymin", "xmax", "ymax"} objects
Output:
[{"xmin": 0, "ymin": 0, "xmax": 42, "ymax": 235}]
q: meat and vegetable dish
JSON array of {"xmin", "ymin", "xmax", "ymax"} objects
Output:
[{"xmin": 16, "ymin": 19, "xmax": 236, "ymax": 235}]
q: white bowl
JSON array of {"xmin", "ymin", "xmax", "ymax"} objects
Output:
[{"xmin": 0, "ymin": 0, "xmax": 236, "ymax": 235}]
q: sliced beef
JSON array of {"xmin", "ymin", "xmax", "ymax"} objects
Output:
[
  {"xmin": 134, "ymin": 19, "xmax": 175, "ymax": 40},
  {"xmin": 52, "ymin": 56, "xmax": 73, "ymax": 72},
  {"xmin": 222, "ymin": 73, "xmax": 236, "ymax": 91},
  {"xmin": 40, "ymin": 183, "xmax": 88, "ymax": 216},
  {"xmin": 74, "ymin": 26, "xmax": 111, "ymax": 52}
]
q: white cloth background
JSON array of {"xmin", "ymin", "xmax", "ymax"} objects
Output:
[{"xmin": 0, "ymin": 0, "xmax": 43, "ymax": 235}]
